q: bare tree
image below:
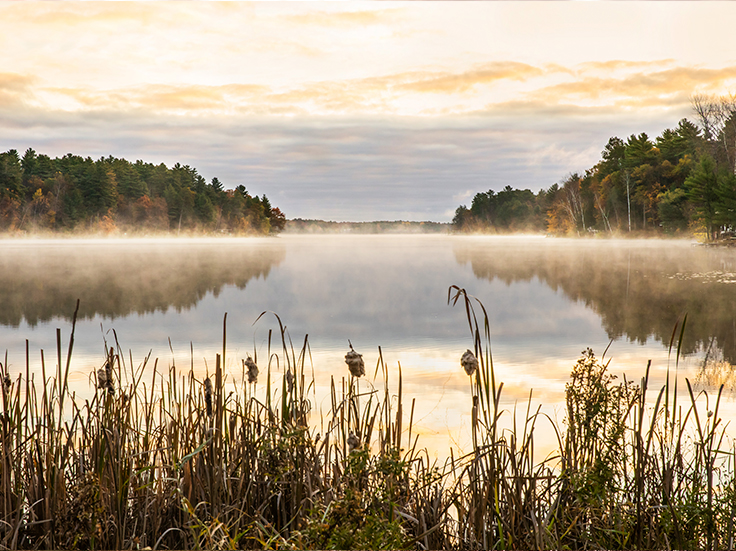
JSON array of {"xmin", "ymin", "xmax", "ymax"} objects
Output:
[
  {"xmin": 691, "ymin": 93, "xmax": 720, "ymax": 141},
  {"xmin": 691, "ymin": 93, "xmax": 736, "ymax": 172},
  {"xmin": 720, "ymin": 95, "xmax": 736, "ymax": 172},
  {"xmin": 594, "ymin": 190, "xmax": 613, "ymax": 233},
  {"xmin": 561, "ymin": 174, "xmax": 585, "ymax": 234}
]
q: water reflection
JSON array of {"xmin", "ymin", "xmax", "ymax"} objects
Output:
[
  {"xmin": 0, "ymin": 238, "xmax": 285, "ymax": 326},
  {"xmin": 1, "ymin": 235, "xmax": 733, "ymax": 459},
  {"xmin": 454, "ymin": 238, "xmax": 736, "ymax": 364}
]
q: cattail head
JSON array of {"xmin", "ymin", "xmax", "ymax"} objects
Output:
[
  {"xmin": 204, "ymin": 377, "xmax": 213, "ymax": 418},
  {"xmin": 245, "ymin": 356, "xmax": 258, "ymax": 384},
  {"xmin": 96, "ymin": 367, "xmax": 109, "ymax": 391},
  {"xmin": 345, "ymin": 341, "xmax": 365, "ymax": 378},
  {"xmin": 461, "ymin": 349, "xmax": 478, "ymax": 376},
  {"xmin": 285, "ymin": 368, "xmax": 294, "ymax": 393},
  {"xmin": 2, "ymin": 374, "xmax": 10, "ymax": 392},
  {"xmin": 105, "ymin": 348, "xmax": 115, "ymax": 394},
  {"xmin": 347, "ymin": 432, "xmax": 360, "ymax": 452},
  {"xmin": 229, "ymin": 413, "xmax": 237, "ymax": 437}
]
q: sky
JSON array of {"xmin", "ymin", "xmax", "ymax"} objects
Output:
[{"xmin": 1, "ymin": 2, "xmax": 736, "ymax": 222}]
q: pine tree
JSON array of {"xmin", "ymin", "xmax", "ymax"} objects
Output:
[{"xmin": 685, "ymin": 155, "xmax": 720, "ymax": 240}]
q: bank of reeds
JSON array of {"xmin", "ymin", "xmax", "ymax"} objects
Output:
[{"xmin": 0, "ymin": 291, "xmax": 734, "ymax": 550}]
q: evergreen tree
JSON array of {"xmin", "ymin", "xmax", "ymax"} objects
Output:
[
  {"xmin": 657, "ymin": 188, "xmax": 689, "ymax": 233},
  {"xmin": 716, "ymin": 171, "xmax": 736, "ymax": 230},
  {"xmin": 20, "ymin": 148, "xmax": 37, "ymax": 188},
  {"xmin": 0, "ymin": 149, "xmax": 22, "ymax": 198},
  {"xmin": 685, "ymin": 155, "xmax": 720, "ymax": 240}
]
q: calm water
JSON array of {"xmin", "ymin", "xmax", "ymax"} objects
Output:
[{"xmin": 1, "ymin": 235, "xmax": 734, "ymax": 455}]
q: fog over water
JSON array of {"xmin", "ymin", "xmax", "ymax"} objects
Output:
[{"xmin": 1, "ymin": 235, "xmax": 734, "ymax": 455}]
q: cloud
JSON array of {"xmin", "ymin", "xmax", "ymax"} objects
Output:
[
  {"xmin": 0, "ymin": 72, "xmax": 36, "ymax": 108},
  {"xmin": 2, "ymin": 2, "xmax": 163, "ymax": 28},
  {"xmin": 577, "ymin": 59, "xmax": 676, "ymax": 73},
  {"xmin": 282, "ymin": 9, "xmax": 396, "ymax": 28},
  {"xmin": 0, "ymin": 63, "xmax": 701, "ymax": 222},
  {"xmin": 0, "ymin": 54, "xmax": 729, "ymax": 222},
  {"xmin": 18, "ymin": 60, "xmax": 736, "ymax": 121},
  {"xmin": 13, "ymin": 62, "xmax": 557, "ymax": 117},
  {"xmin": 528, "ymin": 66, "xmax": 736, "ymax": 108},
  {"xmin": 0, "ymin": 109, "xmax": 679, "ymax": 221},
  {"xmin": 397, "ymin": 62, "xmax": 545, "ymax": 94}
]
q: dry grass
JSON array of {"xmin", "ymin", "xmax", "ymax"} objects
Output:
[{"xmin": 0, "ymin": 291, "xmax": 734, "ymax": 550}]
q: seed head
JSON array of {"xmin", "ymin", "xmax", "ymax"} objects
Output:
[
  {"xmin": 2, "ymin": 374, "xmax": 10, "ymax": 391},
  {"xmin": 245, "ymin": 357, "xmax": 258, "ymax": 384},
  {"xmin": 204, "ymin": 377, "xmax": 213, "ymax": 417},
  {"xmin": 347, "ymin": 432, "xmax": 360, "ymax": 452},
  {"xmin": 104, "ymin": 348, "xmax": 115, "ymax": 394},
  {"xmin": 461, "ymin": 349, "xmax": 478, "ymax": 376},
  {"xmin": 285, "ymin": 368, "xmax": 294, "ymax": 393},
  {"xmin": 345, "ymin": 341, "xmax": 365, "ymax": 378},
  {"xmin": 96, "ymin": 367, "xmax": 109, "ymax": 390}
]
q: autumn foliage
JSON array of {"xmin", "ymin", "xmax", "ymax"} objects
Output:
[
  {"xmin": 0, "ymin": 149, "xmax": 285, "ymax": 235},
  {"xmin": 455, "ymin": 95, "xmax": 736, "ymax": 240}
]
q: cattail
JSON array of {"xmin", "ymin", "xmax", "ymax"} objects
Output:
[
  {"xmin": 229, "ymin": 413, "xmax": 236, "ymax": 437},
  {"xmin": 347, "ymin": 432, "xmax": 360, "ymax": 452},
  {"xmin": 105, "ymin": 347, "xmax": 115, "ymax": 394},
  {"xmin": 2, "ymin": 373, "xmax": 10, "ymax": 392},
  {"xmin": 286, "ymin": 368, "xmax": 294, "ymax": 393},
  {"xmin": 96, "ymin": 367, "xmax": 109, "ymax": 391},
  {"xmin": 345, "ymin": 341, "xmax": 365, "ymax": 378},
  {"xmin": 204, "ymin": 377, "xmax": 213, "ymax": 417},
  {"xmin": 96, "ymin": 348, "xmax": 115, "ymax": 395},
  {"xmin": 461, "ymin": 349, "xmax": 478, "ymax": 376},
  {"xmin": 245, "ymin": 356, "xmax": 258, "ymax": 384}
]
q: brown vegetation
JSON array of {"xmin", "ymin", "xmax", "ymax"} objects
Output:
[{"xmin": 0, "ymin": 290, "xmax": 734, "ymax": 549}]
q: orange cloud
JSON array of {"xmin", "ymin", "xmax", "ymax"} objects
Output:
[
  {"xmin": 20, "ymin": 60, "xmax": 736, "ymax": 121},
  {"xmin": 577, "ymin": 59, "xmax": 675, "ymax": 73},
  {"xmin": 0, "ymin": 72, "xmax": 34, "ymax": 92},
  {"xmin": 398, "ymin": 62, "xmax": 545, "ymax": 94},
  {"xmin": 3, "ymin": 2, "xmax": 161, "ymax": 27},
  {"xmin": 250, "ymin": 63, "xmax": 547, "ymax": 114},
  {"xmin": 44, "ymin": 83, "xmax": 272, "ymax": 113},
  {"xmin": 527, "ymin": 66, "xmax": 736, "ymax": 107},
  {"xmin": 0, "ymin": 72, "xmax": 35, "ymax": 108},
  {"xmin": 283, "ymin": 9, "xmax": 396, "ymax": 27}
]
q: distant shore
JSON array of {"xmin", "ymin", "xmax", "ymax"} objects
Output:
[{"xmin": 283, "ymin": 218, "xmax": 450, "ymax": 234}]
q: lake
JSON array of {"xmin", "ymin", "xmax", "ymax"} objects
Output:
[{"xmin": 1, "ymin": 234, "xmax": 734, "ymax": 457}]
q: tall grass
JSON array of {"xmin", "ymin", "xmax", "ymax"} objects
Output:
[{"xmin": 0, "ymin": 289, "xmax": 734, "ymax": 549}]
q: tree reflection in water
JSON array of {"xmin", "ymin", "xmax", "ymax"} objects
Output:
[
  {"xmin": 0, "ymin": 238, "xmax": 285, "ymax": 327},
  {"xmin": 454, "ymin": 238, "xmax": 736, "ymax": 367}
]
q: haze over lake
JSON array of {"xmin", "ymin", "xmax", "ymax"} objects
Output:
[{"xmin": 1, "ymin": 235, "xmax": 734, "ymax": 454}]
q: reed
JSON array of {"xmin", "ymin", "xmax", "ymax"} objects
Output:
[{"xmin": 0, "ymin": 291, "xmax": 734, "ymax": 549}]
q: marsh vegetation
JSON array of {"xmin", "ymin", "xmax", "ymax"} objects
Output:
[{"xmin": 1, "ymin": 288, "xmax": 735, "ymax": 550}]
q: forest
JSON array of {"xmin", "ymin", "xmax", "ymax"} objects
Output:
[
  {"xmin": 0, "ymin": 150, "xmax": 285, "ymax": 235},
  {"xmin": 285, "ymin": 219, "xmax": 447, "ymax": 233},
  {"xmin": 453, "ymin": 94, "xmax": 736, "ymax": 240}
]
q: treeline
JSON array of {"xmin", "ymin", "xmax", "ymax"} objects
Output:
[
  {"xmin": 286, "ymin": 218, "xmax": 448, "ymax": 234},
  {"xmin": 0, "ymin": 149, "xmax": 285, "ymax": 235},
  {"xmin": 454, "ymin": 94, "xmax": 736, "ymax": 240}
]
